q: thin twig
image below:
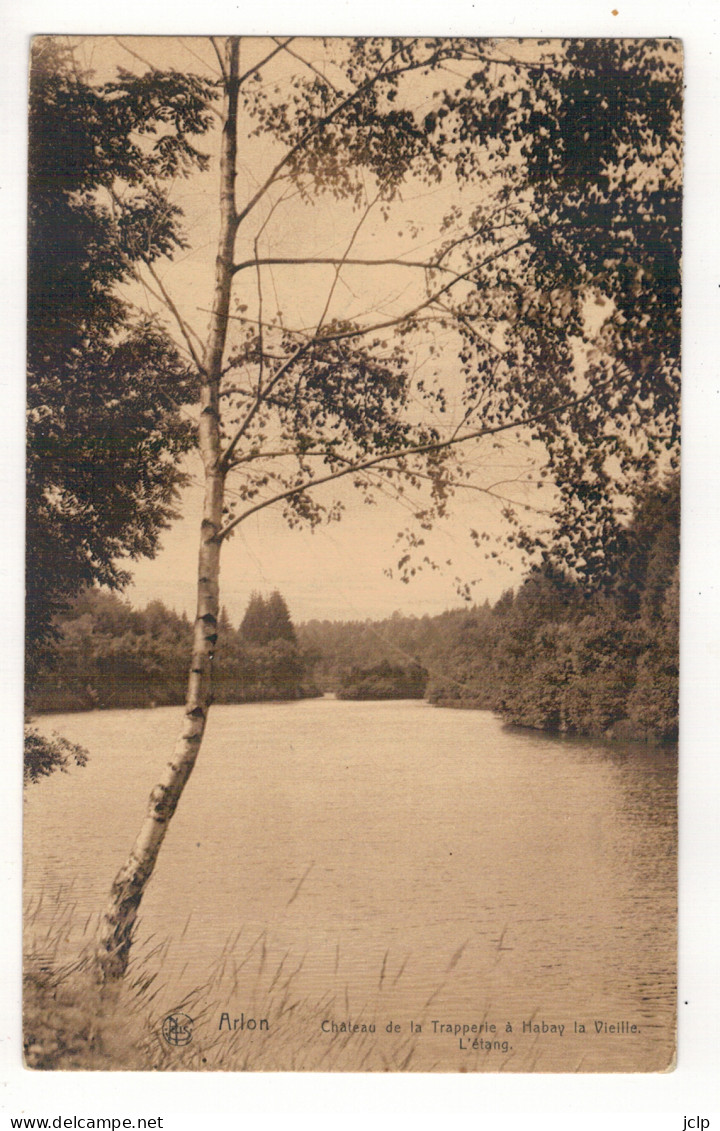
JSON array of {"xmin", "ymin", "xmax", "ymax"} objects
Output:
[
  {"xmin": 209, "ymin": 37, "xmax": 228, "ymax": 81},
  {"xmin": 237, "ymin": 37, "xmax": 294, "ymax": 88},
  {"xmin": 271, "ymin": 38, "xmax": 342, "ymax": 94},
  {"xmin": 140, "ymin": 261, "xmax": 205, "ymax": 374},
  {"xmin": 314, "ymin": 195, "xmax": 380, "ymax": 335},
  {"xmin": 219, "ymin": 340, "xmax": 314, "ymax": 470}
]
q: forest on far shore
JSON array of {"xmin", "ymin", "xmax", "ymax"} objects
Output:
[
  {"xmin": 28, "ymin": 590, "xmax": 321, "ymax": 713},
  {"xmin": 28, "ymin": 475, "xmax": 678, "ymax": 745}
]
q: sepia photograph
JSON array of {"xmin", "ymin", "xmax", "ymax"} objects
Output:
[{"xmin": 22, "ymin": 34, "xmax": 682, "ymax": 1075}]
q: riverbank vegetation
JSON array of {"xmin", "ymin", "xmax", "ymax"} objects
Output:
[
  {"xmin": 28, "ymin": 589, "xmax": 319, "ymax": 714},
  {"xmin": 23, "ymin": 902, "xmax": 457, "ymax": 1072},
  {"xmin": 297, "ymin": 475, "xmax": 679, "ymax": 742},
  {"xmin": 337, "ymin": 660, "xmax": 428, "ymax": 701},
  {"xmin": 30, "ymin": 474, "xmax": 678, "ymax": 744},
  {"xmin": 436, "ymin": 477, "xmax": 679, "ymax": 743}
]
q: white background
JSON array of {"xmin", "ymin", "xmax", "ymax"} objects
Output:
[{"xmin": 1, "ymin": 1, "xmax": 718, "ymax": 1127}]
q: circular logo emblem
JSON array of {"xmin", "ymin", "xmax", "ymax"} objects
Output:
[{"xmin": 162, "ymin": 1012, "xmax": 194, "ymax": 1046}]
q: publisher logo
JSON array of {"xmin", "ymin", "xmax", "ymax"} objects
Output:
[{"xmin": 162, "ymin": 1012, "xmax": 194, "ymax": 1046}]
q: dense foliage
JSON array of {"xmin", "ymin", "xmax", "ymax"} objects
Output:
[
  {"xmin": 23, "ymin": 726, "xmax": 88, "ymax": 785},
  {"xmin": 299, "ymin": 476, "xmax": 679, "ymax": 741},
  {"xmin": 298, "ymin": 610, "xmax": 448, "ymax": 691},
  {"xmin": 337, "ymin": 660, "xmax": 427, "ymax": 700},
  {"xmin": 29, "ymin": 590, "xmax": 317, "ymax": 715},
  {"xmin": 497, "ymin": 41, "xmax": 682, "ymax": 583},
  {"xmin": 429, "ymin": 476, "xmax": 680, "ymax": 741},
  {"xmin": 25, "ymin": 41, "xmax": 218, "ymax": 781},
  {"xmin": 240, "ymin": 591, "xmax": 297, "ymax": 646}
]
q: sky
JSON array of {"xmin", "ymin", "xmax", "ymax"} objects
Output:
[{"xmin": 126, "ymin": 450, "xmax": 533, "ymax": 624}]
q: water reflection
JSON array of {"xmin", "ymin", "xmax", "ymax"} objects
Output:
[{"xmin": 24, "ymin": 699, "xmax": 676, "ymax": 1070}]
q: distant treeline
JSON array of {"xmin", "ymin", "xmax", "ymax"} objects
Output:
[
  {"xmin": 298, "ymin": 476, "xmax": 679, "ymax": 743},
  {"xmin": 30, "ymin": 477, "xmax": 678, "ymax": 743},
  {"xmin": 337, "ymin": 660, "xmax": 427, "ymax": 701},
  {"xmin": 29, "ymin": 589, "xmax": 319, "ymax": 712}
]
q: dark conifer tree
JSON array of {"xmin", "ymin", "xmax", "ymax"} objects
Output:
[
  {"xmin": 239, "ymin": 592, "xmax": 271, "ymax": 645},
  {"xmin": 265, "ymin": 591, "xmax": 297, "ymax": 644}
]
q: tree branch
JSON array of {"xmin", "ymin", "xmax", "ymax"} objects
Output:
[
  {"xmin": 226, "ymin": 447, "xmax": 329, "ymax": 466},
  {"xmin": 219, "ymin": 340, "xmax": 314, "ymax": 471},
  {"xmin": 236, "ymin": 37, "xmax": 295, "ymax": 88},
  {"xmin": 254, "ymin": 235, "xmax": 265, "ymax": 395},
  {"xmin": 312, "ymin": 239, "xmax": 529, "ymax": 345},
  {"xmin": 231, "ymin": 254, "xmax": 458, "ymax": 277},
  {"xmin": 271, "ymin": 37, "xmax": 342, "ymax": 94},
  {"xmin": 112, "ymin": 37, "xmax": 159, "ymax": 73},
  {"xmin": 209, "ymin": 238, "xmax": 529, "ymax": 348},
  {"xmin": 314, "ymin": 194, "xmax": 379, "ymax": 334},
  {"xmin": 209, "ymin": 36, "xmax": 228, "ymax": 81},
  {"xmin": 392, "ymin": 466, "xmax": 555, "ymax": 517},
  {"xmin": 233, "ymin": 39, "xmax": 418, "ymax": 232},
  {"xmin": 436, "ymin": 301, "xmax": 507, "ymax": 361},
  {"xmin": 216, "ymin": 377, "xmax": 615, "ymax": 542},
  {"xmin": 138, "ymin": 261, "xmax": 205, "ymax": 374}
]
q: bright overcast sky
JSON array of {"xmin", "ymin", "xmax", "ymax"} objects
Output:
[{"xmin": 126, "ymin": 449, "xmax": 535, "ymax": 624}]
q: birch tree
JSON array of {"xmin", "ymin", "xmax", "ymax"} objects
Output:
[{"xmin": 82, "ymin": 36, "xmax": 681, "ymax": 978}]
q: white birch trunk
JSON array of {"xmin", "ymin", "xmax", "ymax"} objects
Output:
[{"xmin": 96, "ymin": 40, "xmax": 239, "ymax": 981}]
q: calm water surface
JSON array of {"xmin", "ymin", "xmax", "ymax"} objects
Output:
[{"xmin": 24, "ymin": 699, "xmax": 676, "ymax": 1070}]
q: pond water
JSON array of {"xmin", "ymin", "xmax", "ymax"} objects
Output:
[{"xmin": 24, "ymin": 698, "xmax": 676, "ymax": 1071}]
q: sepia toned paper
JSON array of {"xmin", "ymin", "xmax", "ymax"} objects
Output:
[{"xmin": 24, "ymin": 35, "xmax": 681, "ymax": 1073}]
